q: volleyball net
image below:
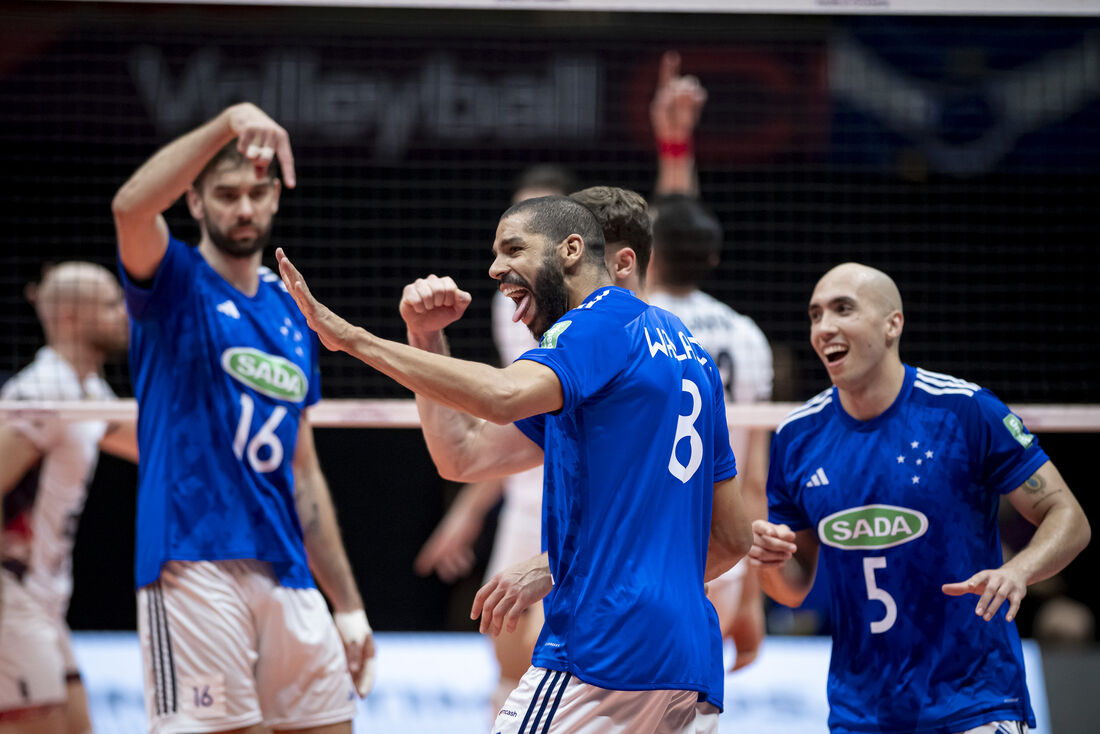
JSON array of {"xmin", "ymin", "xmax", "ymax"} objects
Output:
[{"xmin": 1, "ymin": 0, "xmax": 1097, "ymax": 410}]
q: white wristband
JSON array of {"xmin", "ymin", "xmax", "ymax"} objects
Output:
[
  {"xmin": 334, "ymin": 610, "xmax": 375, "ymax": 696},
  {"xmin": 334, "ymin": 609, "xmax": 372, "ymax": 644}
]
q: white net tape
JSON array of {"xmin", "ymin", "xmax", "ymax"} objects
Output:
[{"xmin": 2, "ymin": 399, "xmax": 1098, "ymax": 431}]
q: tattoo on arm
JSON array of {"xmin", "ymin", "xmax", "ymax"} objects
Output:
[{"xmin": 1023, "ymin": 472, "xmax": 1063, "ymax": 509}]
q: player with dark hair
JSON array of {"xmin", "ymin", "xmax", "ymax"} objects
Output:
[
  {"xmin": 1, "ymin": 262, "xmax": 135, "ymax": 734},
  {"xmin": 276, "ymin": 193, "xmax": 752, "ymax": 733},
  {"xmin": 111, "ymin": 102, "xmax": 373, "ymax": 734},
  {"xmin": 750, "ymin": 262, "xmax": 1090, "ymax": 734},
  {"xmin": 415, "ymin": 184, "xmax": 652, "ymax": 715}
]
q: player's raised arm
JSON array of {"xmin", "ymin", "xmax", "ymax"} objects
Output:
[
  {"xmin": 277, "ymin": 247, "xmax": 563, "ymax": 426},
  {"xmin": 651, "ymin": 50, "xmax": 706, "ymax": 198},
  {"xmin": 112, "ymin": 102, "xmax": 295, "ymax": 280}
]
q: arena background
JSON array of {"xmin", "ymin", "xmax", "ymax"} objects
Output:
[{"xmin": 1, "ymin": 0, "xmax": 1097, "ymax": 730}]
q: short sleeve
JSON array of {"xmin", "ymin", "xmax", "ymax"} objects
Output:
[
  {"xmin": 517, "ymin": 309, "xmax": 629, "ymax": 415},
  {"xmin": 967, "ymin": 389, "xmax": 1050, "ymax": 494},
  {"xmin": 515, "ymin": 412, "xmax": 547, "ymax": 448},
  {"xmin": 118, "ymin": 233, "xmax": 195, "ymax": 322},
  {"xmin": 766, "ymin": 433, "xmax": 811, "ymax": 531},
  {"xmin": 0, "ymin": 381, "xmax": 64, "ymax": 451},
  {"xmin": 710, "ymin": 371, "xmax": 738, "ymax": 482},
  {"xmin": 305, "ymin": 332, "xmax": 322, "ymax": 408}
]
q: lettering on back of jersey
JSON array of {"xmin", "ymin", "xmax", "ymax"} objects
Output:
[
  {"xmin": 644, "ymin": 327, "xmax": 708, "ymax": 365},
  {"xmin": 221, "ymin": 347, "xmax": 308, "ymax": 402},
  {"xmin": 818, "ymin": 504, "xmax": 928, "ymax": 550}
]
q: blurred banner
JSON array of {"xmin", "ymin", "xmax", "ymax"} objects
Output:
[{"xmin": 73, "ymin": 632, "xmax": 1050, "ymax": 734}]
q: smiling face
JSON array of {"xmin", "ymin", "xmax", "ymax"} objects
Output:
[
  {"xmin": 489, "ymin": 212, "xmax": 570, "ymax": 339},
  {"xmin": 808, "ymin": 263, "xmax": 903, "ymax": 393},
  {"xmin": 189, "ymin": 160, "xmax": 281, "ymax": 259}
]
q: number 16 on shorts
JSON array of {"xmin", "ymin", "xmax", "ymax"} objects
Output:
[{"xmin": 180, "ymin": 674, "xmax": 227, "ymax": 718}]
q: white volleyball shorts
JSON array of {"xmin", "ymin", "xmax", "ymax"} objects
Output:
[
  {"xmin": 493, "ymin": 665, "xmax": 719, "ymax": 734},
  {"xmin": 137, "ymin": 559, "xmax": 356, "ymax": 734}
]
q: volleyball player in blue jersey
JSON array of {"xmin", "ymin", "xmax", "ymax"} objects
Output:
[
  {"xmin": 112, "ymin": 103, "xmax": 373, "ymax": 734},
  {"xmin": 750, "ymin": 263, "xmax": 1090, "ymax": 734},
  {"xmin": 276, "ymin": 194, "xmax": 753, "ymax": 733}
]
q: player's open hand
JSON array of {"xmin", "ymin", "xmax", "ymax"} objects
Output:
[
  {"xmin": 275, "ymin": 248, "xmax": 356, "ymax": 353},
  {"xmin": 748, "ymin": 520, "xmax": 798, "ymax": 567},
  {"xmin": 225, "ymin": 102, "xmax": 296, "ymax": 188},
  {"xmin": 471, "ymin": 552, "xmax": 553, "ymax": 637},
  {"xmin": 413, "ymin": 499, "xmax": 481, "ymax": 582},
  {"xmin": 399, "ymin": 275, "xmax": 472, "ymax": 340},
  {"xmin": 650, "ymin": 51, "xmax": 708, "ymax": 144},
  {"xmin": 942, "ymin": 566, "xmax": 1029, "ymax": 623}
]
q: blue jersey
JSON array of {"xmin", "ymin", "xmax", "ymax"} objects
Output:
[
  {"xmin": 120, "ymin": 234, "xmax": 321, "ymax": 589},
  {"xmin": 768, "ymin": 365, "xmax": 1048, "ymax": 733},
  {"xmin": 515, "ymin": 286, "xmax": 737, "ymax": 709}
]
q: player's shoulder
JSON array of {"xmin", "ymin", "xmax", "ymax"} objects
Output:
[
  {"xmin": 775, "ymin": 387, "xmax": 835, "ymax": 436},
  {"xmin": 910, "ymin": 367, "xmax": 985, "ymax": 407},
  {"xmin": 0, "ymin": 350, "xmax": 77, "ymax": 400}
]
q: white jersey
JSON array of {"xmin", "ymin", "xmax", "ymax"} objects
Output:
[
  {"xmin": 1, "ymin": 346, "xmax": 114, "ymax": 619},
  {"xmin": 647, "ymin": 289, "xmax": 773, "ymax": 460},
  {"xmin": 491, "ymin": 292, "xmax": 544, "ymax": 520}
]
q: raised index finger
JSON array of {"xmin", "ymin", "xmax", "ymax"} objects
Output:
[{"xmin": 658, "ymin": 50, "xmax": 681, "ymax": 88}]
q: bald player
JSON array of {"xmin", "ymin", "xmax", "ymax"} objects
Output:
[
  {"xmin": 1, "ymin": 262, "xmax": 135, "ymax": 734},
  {"xmin": 750, "ymin": 262, "xmax": 1091, "ymax": 734}
]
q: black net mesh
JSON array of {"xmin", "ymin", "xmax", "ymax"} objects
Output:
[{"xmin": 1, "ymin": 4, "xmax": 1097, "ymax": 403}]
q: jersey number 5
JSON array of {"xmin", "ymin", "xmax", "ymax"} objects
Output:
[
  {"xmin": 863, "ymin": 557, "xmax": 898, "ymax": 634},
  {"xmin": 233, "ymin": 393, "xmax": 287, "ymax": 473},
  {"xmin": 669, "ymin": 378, "xmax": 704, "ymax": 483}
]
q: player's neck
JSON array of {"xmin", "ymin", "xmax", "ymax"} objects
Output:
[
  {"xmin": 568, "ymin": 269, "xmax": 615, "ymax": 310},
  {"xmin": 199, "ymin": 240, "xmax": 262, "ymax": 297},
  {"xmin": 48, "ymin": 340, "xmax": 103, "ymax": 382},
  {"xmin": 836, "ymin": 358, "xmax": 906, "ymax": 421},
  {"xmin": 647, "ymin": 282, "xmax": 695, "ymax": 298}
]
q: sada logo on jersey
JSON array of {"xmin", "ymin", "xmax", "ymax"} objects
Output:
[
  {"xmin": 817, "ymin": 504, "xmax": 928, "ymax": 550},
  {"xmin": 221, "ymin": 347, "xmax": 308, "ymax": 402}
]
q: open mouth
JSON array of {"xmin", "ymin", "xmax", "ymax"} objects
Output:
[
  {"xmin": 501, "ymin": 284, "xmax": 533, "ymax": 324},
  {"xmin": 824, "ymin": 344, "xmax": 848, "ymax": 364}
]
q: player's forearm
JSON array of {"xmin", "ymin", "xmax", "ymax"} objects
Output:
[
  {"xmin": 759, "ymin": 557, "xmax": 815, "ymax": 608},
  {"xmin": 347, "ymin": 327, "xmax": 531, "ymax": 426},
  {"xmin": 654, "ymin": 153, "xmax": 699, "ymax": 198},
  {"xmin": 296, "ymin": 469, "xmax": 363, "ymax": 613},
  {"xmin": 1005, "ymin": 503, "xmax": 1091, "ymax": 586},
  {"xmin": 112, "ymin": 107, "xmax": 236, "ymax": 219}
]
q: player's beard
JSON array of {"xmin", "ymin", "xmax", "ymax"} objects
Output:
[
  {"xmin": 527, "ymin": 252, "xmax": 569, "ymax": 340},
  {"xmin": 206, "ymin": 215, "xmax": 272, "ymax": 259}
]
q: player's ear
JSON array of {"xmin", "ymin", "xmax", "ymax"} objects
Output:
[
  {"xmin": 559, "ymin": 233, "xmax": 585, "ymax": 269},
  {"xmin": 270, "ymin": 178, "xmax": 282, "ymax": 214},
  {"xmin": 607, "ymin": 245, "xmax": 636, "ymax": 284},
  {"xmin": 185, "ymin": 187, "xmax": 204, "ymax": 221},
  {"xmin": 885, "ymin": 309, "xmax": 904, "ymax": 346}
]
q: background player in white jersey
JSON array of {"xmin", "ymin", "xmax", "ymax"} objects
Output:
[
  {"xmin": 646, "ymin": 195, "xmax": 772, "ymax": 671},
  {"xmin": 275, "ymin": 194, "xmax": 751, "ymax": 733},
  {"xmin": 111, "ymin": 103, "xmax": 373, "ymax": 734},
  {"xmin": 647, "ymin": 49, "xmax": 772, "ymax": 671},
  {"xmin": 415, "ymin": 184, "xmax": 652, "ymax": 715},
  {"xmin": 1, "ymin": 262, "xmax": 135, "ymax": 734},
  {"xmin": 749, "ymin": 263, "xmax": 1091, "ymax": 733}
]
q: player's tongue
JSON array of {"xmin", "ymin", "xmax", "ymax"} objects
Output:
[{"xmin": 512, "ymin": 291, "xmax": 532, "ymax": 323}]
